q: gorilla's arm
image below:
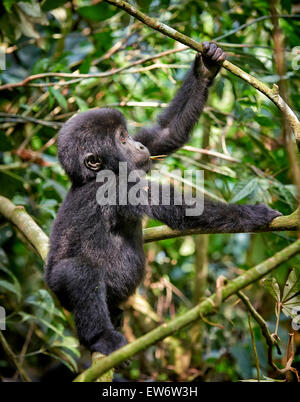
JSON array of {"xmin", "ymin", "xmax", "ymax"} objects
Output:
[
  {"xmin": 148, "ymin": 199, "xmax": 281, "ymax": 233},
  {"xmin": 118, "ymin": 184, "xmax": 281, "ymax": 233},
  {"xmin": 134, "ymin": 42, "xmax": 226, "ymax": 156}
]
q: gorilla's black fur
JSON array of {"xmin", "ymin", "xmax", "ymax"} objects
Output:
[{"xmin": 45, "ymin": 43, "xmax": 281, "ymax": 355}]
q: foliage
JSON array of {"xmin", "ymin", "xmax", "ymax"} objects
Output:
[{"xmin": 0, "ymin": 0, "xmax": 299, "ymax": 382}]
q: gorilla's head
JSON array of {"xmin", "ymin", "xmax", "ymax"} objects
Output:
[{"xmin": 58, "ymin": 108, "xmax": 151, "ymax": 184}]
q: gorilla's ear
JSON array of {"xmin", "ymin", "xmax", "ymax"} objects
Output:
[{"xmin": 84, "ymin": 153, "xmax": 102, "ymax": 171}]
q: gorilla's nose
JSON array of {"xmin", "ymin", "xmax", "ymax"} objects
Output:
[{"xmin": 135, "ymin": 142, "xmax": 146, "ymax": 151}]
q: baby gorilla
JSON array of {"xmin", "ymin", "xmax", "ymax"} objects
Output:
[{"xmin": 45, "ymin": 43, "xmax": 281, "ymax": 355}]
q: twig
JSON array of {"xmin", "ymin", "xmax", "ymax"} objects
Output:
[
  {"xmin": 0, "ymin": 113, "xmax": 62, "ymax": 129},
  {"xmin": 182, "ymin": 145, "xmax": 240, "ymax": 163},
  {"xmin": 161, "ymin": 169, "xmax": 225, "ymax": 203},
  {"xmin": 247, "ymin": 313, "xmax": 261, "ymax": 381},
  {"xmin": 12, "ymin": 323, "xmax": 34, "ymax": 381},
  {"xmin": 0, "ymin": 331, "xmax": 31, "ymax": 382}
]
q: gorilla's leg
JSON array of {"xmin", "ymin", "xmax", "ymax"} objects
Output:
[{"xmin": 45, "ymin": 258, "xmax": 127, "ymax": 355}]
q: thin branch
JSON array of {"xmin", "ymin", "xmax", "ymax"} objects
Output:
[
  {"xmin": 0, "ymin": 113, "xmax": 62, "ymax": 129},
  {"xmin": 104, "ymin": 0, "xmax": 300, "ymax": 147},
  {"xmin": 74, "ymin": 239, "xmax": 300, "ymax": 381},
  {"xmin": 0, "ymin": 162, "xmax": 29, "ymax": 171},
  {"xmin": 161, "ymin": 170, "xmax": 225, "ymax": 203},
  {"xmin": 0, "ymin": 331, "xmax": 31, "ymax": 382},
  {"xmin": 247, "ymin": 313, "xmax": 261, "ymax": 381},
  {"xmin": 182, "ymin": 145, "xmax": 241, "ymax": 163}
]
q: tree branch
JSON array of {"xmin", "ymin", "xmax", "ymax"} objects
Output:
[
  {"xmin": 0, "ymin": 196, "xmax": 49, "ymax": 261},
  {"xmin": 74, "ymin": 238, "xmax": 300, "ymax": 381},
  {"xmin": 104, "ymin": 0, "xmax": 300, "ymax": 147}
]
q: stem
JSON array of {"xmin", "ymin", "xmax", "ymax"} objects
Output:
[
  {"xmin": 247, "ymin": 313, "xmax": 261, "ymax": 381},
  {"xmin": 0, "ymin": 331, "xmax": 31, "ymax": 382},
  {"xmin": 274, "ymin": 302, "xmax": 281, "ymax": 338}
]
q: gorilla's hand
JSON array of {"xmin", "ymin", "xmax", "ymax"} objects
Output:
[
  {"xmin": 194, "ymin": 42, "xmax": 226, "ymax": 80},
  {"xmin": 242, "ymin": 204, "xmax": 282, "ymax": 232}
]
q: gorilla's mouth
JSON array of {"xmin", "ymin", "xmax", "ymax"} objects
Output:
[{"xmin": 136, "ymin": 156, "xmax": 152, "ymax": 172}]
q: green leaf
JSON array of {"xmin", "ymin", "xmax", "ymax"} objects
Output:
[
  {"xmin": 0, "ymin": 224, "xmax": 13, "ymax": 246},
  {"xmin": 282, "ymin": 268, "xmax": 300, "ymax": 302},
  {"xmin": 231, "ymin": 178, "xmax": 258, "ymax": 203},
  {"xmin": 39, "ymin": 199, "xmax": 58, "ymax": 218},
  {"xmin": 43, "ymin": 179, "xmax": 67, "ymax": 199},
  {"xmin": 42, "ymin": 0, "xmax": 68, "ymax": 12},
  {"xmin": 3, "ymin": 0, "xmax": 18, "ymax": 12},
  {"xmin": 75, "ymin": 96, "xmax": 89, "ymax": 112},
  {"xmin": 272, "ymin": 182, "xmax": 297, "ymax": 210},
  {"xmin": 52, "ymin": 336, "xmax": 80, "ymax": 356},
  {"xmin": 262, "ymin": 277, "xmax": 280, "ymax": 302},
  {"xmin": 19, "ymin": 312, "xmax": 65, "ymax": 336},
  {"xmin": 44, "ymin": 351, "xmax": 78, "ymax": 373},
  {"xmin": 0, "ymin": 262, "xmax": 22, "ymax": 301},
  {"xmin": 254, "ymin": 115, "xmax": 275, "ymax": 127},
  {"xmin": 0, "ymin": 279, "xmax": 21, "ymax": 301},
  {"xmin": 281, "ymin": 268, "xmax": 300, "ymax": 318},
  {"xmin": 77, "ymin": 4, "xmax": 114, "ymax": 22},
  {"xmin": 49, "ymin": 88, "xmax": 68, "ymax": 110},
  {"xmin": 263, "ymin": 268, "xmax": 300, "ymax": 320},
  {"xmin": 25, "ymin": 289, "xmax": 65, "ymax": 319}
]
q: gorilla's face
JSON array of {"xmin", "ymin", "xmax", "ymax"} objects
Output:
[
  {"xmin": 114, "ymin": 125, "xmax": 151, "ymax": 173},
  {"xmin": 58, "ymin": 108, "xmax": 152, "ymax": 183}
]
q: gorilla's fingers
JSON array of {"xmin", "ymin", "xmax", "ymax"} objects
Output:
[
  {"xmin": 216, "ymin": 52, "xmax": 226, "ymax": 62},
  {"xmin": 205, "ymin": 42, "xmax": 218, "ymax": 57},
  {"xmin": 202, "ymin": 41, "xmax": 210, "ymax": 52},
  {"xmin": 212, "ymin": 47, "xmax": 223, "ymax": 61}
]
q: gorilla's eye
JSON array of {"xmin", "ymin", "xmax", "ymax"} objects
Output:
[{"xmin": 84, "ymin": 153, "xmax": 102, "ymax": 171}]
